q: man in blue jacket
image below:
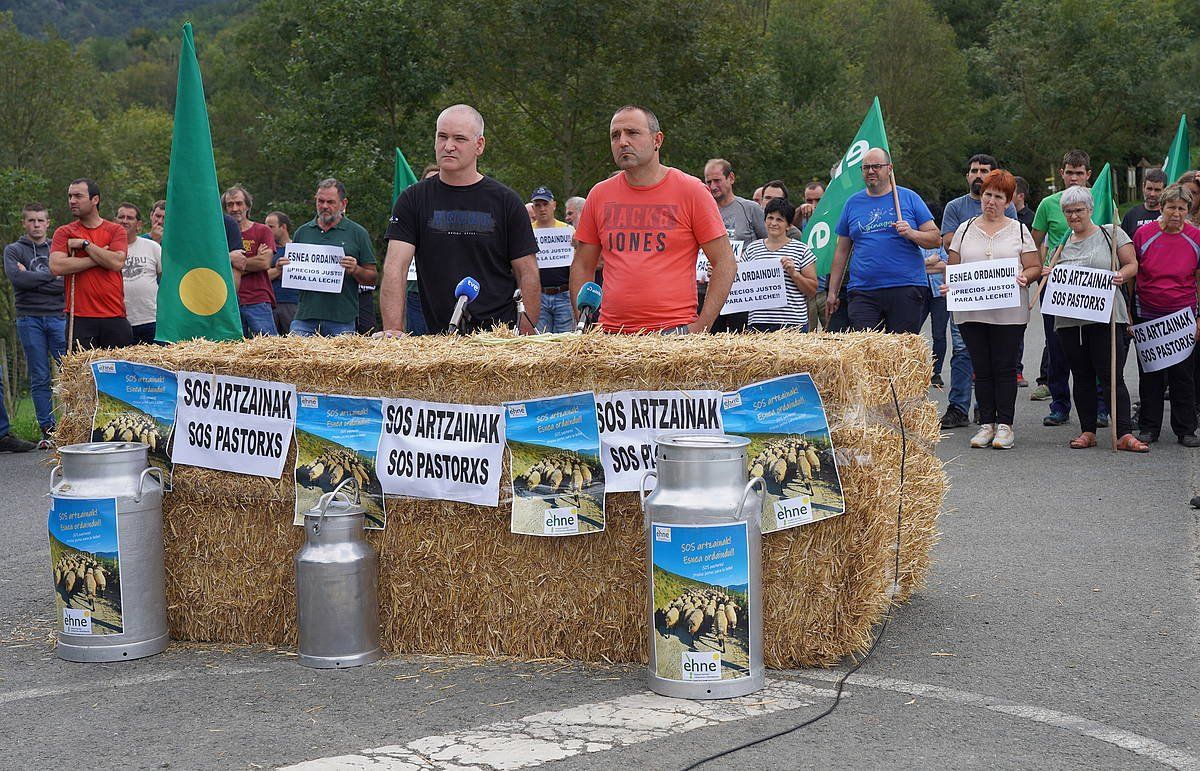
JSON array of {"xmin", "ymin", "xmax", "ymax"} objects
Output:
[{"xmin": 3, "ymin": 203, "xmax": 65, "ymax": 447}]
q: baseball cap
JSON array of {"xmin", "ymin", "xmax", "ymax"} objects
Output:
[{"xmin": 531, "ymin": 186, "xmax": 554, "ymax": 202}]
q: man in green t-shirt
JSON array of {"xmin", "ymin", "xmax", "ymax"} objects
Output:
[
  {"xmin": 1029, "ymin": 150, "xmax": 1108, "ymax": 426},
  {"xmin": 279, "ymin": 178, "xmax": 378, "ymax": 336}
]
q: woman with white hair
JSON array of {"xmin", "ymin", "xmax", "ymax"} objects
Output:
[{"xmin": 1054, "ymin": 185, "xmax": 1144, "ymax": 451}]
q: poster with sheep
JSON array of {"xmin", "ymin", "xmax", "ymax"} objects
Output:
[
  {"xmin": 721, "ymin": 373, "xmax": 845, "ymax": 533},
  {"xmin": 651, "ymin": 521, "xmax": 752, "ymax": 682},
  {"xmin": 293, "ymin": 393, "xmax": 386, "ymax": 529},
  {"xmin": 504, "ymin": 391, "xmax": 606, "ymax": 536},
  {"xmin": 91, "ymin": 361, "xmax": 176, "ymax": 490},
  {"xmin": 48, "ymin": 496, "xmax": 123, "ymax": 636}
]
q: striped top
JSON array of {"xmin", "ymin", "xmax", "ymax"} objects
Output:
[{"xmin": 745, "ymin": 238, "xmax": 815, "ymax": 329}]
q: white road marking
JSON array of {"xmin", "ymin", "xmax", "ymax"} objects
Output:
[
  {"xmin": 0, "ymin": 665, "xmax": 275, "ymax": 706},
  {"xmin": 797, "ymin": 671, "xmax": 1200, "ymax": 771},
  {"xmin": 280, "ymin": 679, "xmax": 840, "ymax": 771}
]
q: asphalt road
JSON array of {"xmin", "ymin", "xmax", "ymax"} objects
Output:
[{"xmin": 1, "ymin": 319, "xmax": 1197, "ymax": 770}]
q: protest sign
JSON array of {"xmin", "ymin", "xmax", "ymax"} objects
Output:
[
  {"xmin": 596, "ymin": 390, "xmax": 724, "ymax": 492},
  {"xmin": 534, "ymin": 226, "xmax": 575, "ymax": 269},
  {"xmin": 294, "ymin": 393, "xmax": 386, "ymax": 529},
  {"xmin": 505, "ymin": 392, "xmax": 605, "ymax": 536},
  {"xmin": 695, "ymin": 235, "xmax": 745, "ymax": 281},
  {"xmin": 720, "ymin": 260, "xmax": 788, "ymax": 315},
  {"xmin": 48, "ymin": 497, "xmax": 124, "ymax": 636},
  {"xmin": 722, "ymin": 374, "xmax": 845, "ymax": 533},
  {"xmin": 945, "ymin": 258, "xmax": 1021, "ymax": 312},
  {"xmin": 91, "ymin": 361, "xmax": 177, "ymax": 489},
  {"xmin": 282, "ymin": 242, "xmax": 345, "ymax": 293},
  {"xmin": 1042, "ymin": 265, "xmax": 1118, "ymax": 323},
  {"xmin": 1131, "ymin": 307, "xmax": 1196, "ymax": 373},
  {"xmin": 377, "ymin": 398, "xmax": 505, "ymax": 506},
  {"xmin": 173, "ymin": 372, "xmax": 296, "ymax": 478}
]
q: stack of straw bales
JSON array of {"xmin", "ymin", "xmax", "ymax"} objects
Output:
[{"xmin": 55, "ymin": 331, "xmax": 943, "ymax": 667}]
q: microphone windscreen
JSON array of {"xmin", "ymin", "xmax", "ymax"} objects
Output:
[
  {"xmin": 455, "ymin": 276, "xmax": 481, "ymax": 302},
  {"xmin": 576, "ymin": 281, "xmax": 602, "ymax": 311}
]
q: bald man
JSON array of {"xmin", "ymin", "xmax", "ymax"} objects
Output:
[
  {"xmin": 380, "ymin": 104, "xmax": 540, "ymax": 335},
  {"xmin": 826, "ymin": 148, "xmax": 940, "ymax": 333}
]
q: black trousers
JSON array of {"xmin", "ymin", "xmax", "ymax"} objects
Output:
[
  {"xmin": 1135, "ymin": 315, "xmax": 1197, "ymax": 438},
  {"xmin": 847, "ymin": 285, "xmax": 927, "ymax": 334},
  {"xmin": 1056, "ymin": 323, "xmax": 1133, "ymax": 435},
  {"xmin": 73, "ymin": 316, "xmax": 134, "ymax": 349},
  {"xmin": 958, "ymin": 322, "xmax": 1025, "ymax": 425}
]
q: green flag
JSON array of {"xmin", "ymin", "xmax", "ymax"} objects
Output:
[
  {"xmin": 156, "ymin": 22, "xmax": 242, "ymax": 343},
  {"xmin": 1089, "ymin": 162, "xmax": 1115, "ymax": 227},
  {"xmin": 392, "ymin": 147, "xmax": 419, "ymax": 203},
  {"xmin": 803, "ymin": 97, "xmax": 891, "ymax": 276},
  {"xmin": 1163, "ymin": 114, "xmax": 1189, "ymax": 183}
]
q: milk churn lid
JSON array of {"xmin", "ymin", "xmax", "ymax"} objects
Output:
[
  {"xmin": 58, "ymin": 441, "xmax": 149, "ymax": 458},
  {"xmin": 654, "ymin": 433, "xmax": 749, "ymax": 462}
]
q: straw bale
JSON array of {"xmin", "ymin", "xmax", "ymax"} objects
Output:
[{"xmin": 54, "ymin": 331, "xmax": 943, "ymax": 667}]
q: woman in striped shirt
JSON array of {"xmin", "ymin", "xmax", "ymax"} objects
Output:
[{"xmin": 745, "ymin": 198, "xmax": 818, "ymax": 331}]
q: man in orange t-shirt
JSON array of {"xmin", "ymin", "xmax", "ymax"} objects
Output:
[
  {"xmin": 49, "ymin": 179, "xmax": 131, "ymax": 349},
  {"xmin": 571, "ymin": 106, "xmax": 735, "ymax": 333}
]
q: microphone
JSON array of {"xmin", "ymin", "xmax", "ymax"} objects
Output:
[
  {"xmin": 447, "ymin": 276, "xmax": 480, "ymax": 334},
  {"xmin": 574, "ymin": 281, "xmax": 602, "ymax": 332}
]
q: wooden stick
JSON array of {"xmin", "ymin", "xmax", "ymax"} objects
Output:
[
  {"xmin": 1028, "ymin": 242, "xmax": 1066, "ymax": 310},
  {"xmin": 889, "ymin": 170, "xmax": 903, "ymax": 224},
  {"xmin": 66, "ymin": 276, "xmax": 76, "ymax": 354},
  {"xmin": 1108, "ymin": 179, "xmax": 1120, "ymax": 451}
]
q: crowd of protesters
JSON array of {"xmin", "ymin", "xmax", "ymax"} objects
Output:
[{"xmin": 1, "ymin": 105, "xmax": 1198, "ymax": 464}]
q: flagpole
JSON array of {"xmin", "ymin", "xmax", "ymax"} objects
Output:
[
  {"xmin": 1108, "ymin": 168, "xmax": 1119, "ymax": 451},
  {"xmin": 1029, "ymin": 243, "xmax": 1065, "ymax": 310},
  {"xmin": 888, "ymin": 169, "xmax": 903, "ymax": 224}
]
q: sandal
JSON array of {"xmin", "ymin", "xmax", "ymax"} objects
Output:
[
  {"xmin": 1069, "ymin": 432, "xmax": 1097, "ymax": 449},
  {"xmin": 1115, "ymin": 433, "xmax": 1150, "ymax": 453}
]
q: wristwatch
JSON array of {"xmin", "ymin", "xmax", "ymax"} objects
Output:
[{"xmin": 81, "ymin": 240, "xmax": 91, "ymax": 250}]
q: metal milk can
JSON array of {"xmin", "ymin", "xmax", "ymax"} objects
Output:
[
  {"xmin": 640, "ymin": 433, "xmax": 764, "ymax": 699},
  {"xmin": 294, "ymin": 481, "xmax": 382, "ymax": 668},
  {"xmin": 49, "ymin": 441, "xmax": 169, "ymax": 662}
]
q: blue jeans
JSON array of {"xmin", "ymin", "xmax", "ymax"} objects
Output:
[
  {"xmin": 16, "ymin": 314, "xmax": 67, "ymax": 431},
  {"xmin": 949, "ymin": 320, "xmax": 974, "ymax": 413},
  {"xmin": 289, "ymin": 318, "xmax": 355, "ymax": 337},
  {"xmin": 0, "ymin": 366, "xmax": 8, "ymax": 437},
  {"xmin": 923, "ymin": 279, "xmax": 948, "ymax": 377},
  {"xmin": 406, "ymin": 290, "xmax": 428, "ymax": 335},
  {"xmin": 537, "ymin": 292, "xmax": 574, "ymax": 333},
  {"xmin": 241, "ymin": 302, "xmax": 278, "ymax": 336}
]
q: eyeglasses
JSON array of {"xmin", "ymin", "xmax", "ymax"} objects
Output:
[
  {"xmin": 1062, "ymin": 207, "xmax": 1089, "ymax": 217},
  {"xmin": 861, "ymin": 163, "xmax": 890, "ymax": 172}
]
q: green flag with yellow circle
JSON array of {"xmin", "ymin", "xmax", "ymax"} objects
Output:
[{"xmin": 156, "ymin": 22, "xmax": 242, "ymax": 343}]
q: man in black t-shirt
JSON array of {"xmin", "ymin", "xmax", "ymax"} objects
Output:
[
  {"xmin": 379, "ymin": 104, "xmax": 540, "ymax": 334},
  {"xmin": 1120, "ymin": 168, "xmax": 1166, "ymax": 239}
]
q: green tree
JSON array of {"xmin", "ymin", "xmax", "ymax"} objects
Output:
[{"xmin": 978, "ymin": 0, "xmax": 1186, "ymax": 193}]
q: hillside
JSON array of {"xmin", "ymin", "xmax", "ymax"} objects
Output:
[{"xmin": 2, "ymin": 0, "xmax": 239, "ymax": 40}]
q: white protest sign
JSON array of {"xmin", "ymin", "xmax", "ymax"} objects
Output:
[
  {"xmin": 282, "ymin": 242, "xmax": 345, "ymax": 293},
  {"xmin": 1131, "ymin": 307, "xmax": 1196, "ymax": 373},
  {"xmin": 173, "ymin": 372, "xmax": 296, "ymax": 478},
  {"xmin": 1042, "ymin": 265, "xmax": 1117, "ymax": 323},
  {"xmin": 945, "ymin": 258, "xmax": 1021, "ymax": 311},
  {"xmin": 696, "ymin": 233, "xmax": 746, "ymax": 281},
  {"xmin": 596, "ymin": 390, "xmax": 724, "ymax": 492},
  {"xmin": 720, "ymin": 260, "xmax": 788, "ymax": 314},
  {"xmin": 377, "ymin": 398, "xmax": 505, "ymax": 506},
  {"xmin": 534, "ymin": 226, "xmax": 575, "ymax": 269}
]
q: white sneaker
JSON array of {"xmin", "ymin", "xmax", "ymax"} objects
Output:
[
  {"xmin": 970, "ymin": 424, "xmax": 996, "ymax": 448},
  {"xmin": 992, "ymin": 424, "xmax": 1014, "ymax": 449}
]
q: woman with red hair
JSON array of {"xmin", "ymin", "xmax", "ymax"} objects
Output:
[{"xmin": 942, "ymin": 169, "xmax": 1042, "ymax": 448}]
